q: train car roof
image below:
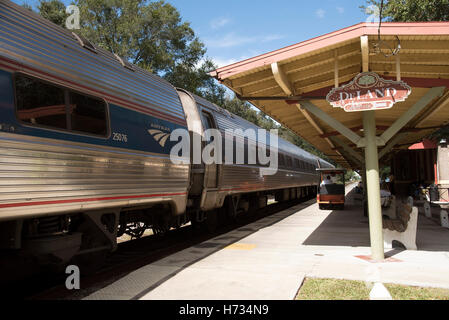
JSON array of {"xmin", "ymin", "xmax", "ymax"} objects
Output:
[
  {"xmin": 188, "ymin": 91, "xmax": 328, "ymax": 164},
  {"xmin": 0, "ymin": 0, "xmax": 186, "ymax": 127}
]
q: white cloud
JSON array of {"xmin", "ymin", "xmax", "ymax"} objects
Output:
[
  {"xmin": 207, "ymin": 33, "xmax": 254, "ymax": 48},
  {"xmin": 210, "ymin": 17, "xmax": 231, "ymax": 29},
  {"xmin": 261, "ymin": 34, "xmax": 285, "ymax": 42},
  {"xmin": 337, "ymin": 7, "xmax": 345, "ymax": 14},
  {"xmin": 212, "ymin": 57, "xmax": 238, "ymax": 68},
  {"xmin": 206, "ymin": 32, "xmax": 285, "ymax": 48},
  {"xmin": 316, "ymin": 8, "xmax": 325, "ymax": 19}
]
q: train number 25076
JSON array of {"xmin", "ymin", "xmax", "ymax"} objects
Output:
[{"xmin": 112, "ymin": 132, "xmax": 128, "ymax": 142}]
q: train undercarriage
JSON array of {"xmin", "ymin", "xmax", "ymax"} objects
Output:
[{"xmin": 0, "ymin": 186, "xmax": 316, "ymax": 281}]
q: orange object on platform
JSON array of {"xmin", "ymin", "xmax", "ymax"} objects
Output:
[{"xmin": 408, "ymin": 139, "xmax": 437, "ymax": 150}]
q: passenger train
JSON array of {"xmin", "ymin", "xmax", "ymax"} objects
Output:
[{"xmin": 0, "ymin": 1, "xmax": 333, "ymax": 267}]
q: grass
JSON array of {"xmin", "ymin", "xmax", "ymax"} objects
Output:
[
  {"xmin": 385, "ymin": 283, "xmax": 449, "ymax": 300},
  {"xmin": 296, "ymin": 278, "xmax": 449, "ymax": 300},
  {"xmin": 296, "ymin": 278, "xmax": 371, "ymax": 300}
]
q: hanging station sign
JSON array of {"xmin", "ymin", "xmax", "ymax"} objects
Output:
[{"xmin": 326, "ymin": 72, "xmax": 412, "ymax": 112}]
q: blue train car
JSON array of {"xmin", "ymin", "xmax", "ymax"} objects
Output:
[{"xmin": 0, "ymin": 1, "xmax": 189, "ymax": 262}]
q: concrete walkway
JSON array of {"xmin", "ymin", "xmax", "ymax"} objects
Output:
[{"xmin": 85, "ymin": 185, "xmax": 449, "ymax": 300}]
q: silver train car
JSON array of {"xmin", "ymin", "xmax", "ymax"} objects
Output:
[{"xmin": 0, "ymin": 0, "xmax": 333, "ymax": 267}]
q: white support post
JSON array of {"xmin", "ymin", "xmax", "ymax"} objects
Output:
[
  {"xmin": 363, "ymin": 110, "xmax": 385, "ymax": 261},
  {"xmin": 360, "ymin": 35, "xmax": 384, "ymax": 261}
]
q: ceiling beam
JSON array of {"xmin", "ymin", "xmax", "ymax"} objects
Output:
[
  {"xmin": 334, "ymin": 49, "xmax": 339, "ymax": 88},
  {"xmin": 361, "ymin": 35, "xmax": 369, "ymax": 72},
  {"xmin": 271, "ymin": 63, "xmax": 294, "ymax": 95},
  {"xmin": 379, "ymin": 86, "xmax": 446, "ymax": 144},
  {"xmin": 300, "ymin": 100, "xmax": 363, "ymax": 146},
  {"xmin": 320, "ymin": 125, "xmax": 442, "ymax": 139},
  {"xmin": 271, "ymin": 61, "xmax": 345, "ymax": 164},
  {"xmin": 371, "ymin": 63, "xmax": 449, "ymax": 75},
  {"xmin": 412, "ymin": 90, "xmax": 449, "ymax": 127},
  {"xmin": 370, "ymin": 53, "xmax": 449, "ymax": 66}
]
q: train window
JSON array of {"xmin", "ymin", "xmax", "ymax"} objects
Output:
[
  {"xmin": 294, "ymin": 158, "xmax": 300, "ymax": 168},
  {"xmin": 69, "ymin": 91, "xmax": 107, "ymax": 135},
  {"xmin": 14, "ymin": 74, "xmax": 108, "ymax": 137},
  {"xmin": 286, "ymin": 156, "xmax": 292, "ymax": 168},
  {"xmin": 278, "ymin": 154, "xmax": 285, "ymax": 167},
  {"xmin": 202, "ymin": 112, "xmax": 215, "ymax": 130},
  {"xmin": 15, "ymin": 74, "xmax": 67, "ymax": 130}
]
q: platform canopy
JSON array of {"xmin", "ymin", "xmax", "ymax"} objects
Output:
[{"xmin": 210, "ymin": 22, "xmax": 449, "ymax": 169}]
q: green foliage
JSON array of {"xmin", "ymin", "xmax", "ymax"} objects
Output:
[
  {"xmin": 37, "ymin": 0, "xmax": 69, "ymax": 27},
  {"xmin": 75, "ymin": 0, "xmax": 206, "ymax": 88},
  {"xmin": 345, "ymin": 170, "xmax": 359, "ymax": 182},
  {"xmin": 362, "ymin": 0, "xmax": 449, "ymax": 22},
  {"xmin": 380, "ymin": 166, "xmax": 391, "ymax": 181}
]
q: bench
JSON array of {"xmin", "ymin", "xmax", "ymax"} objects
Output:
[
  {"xmin": 422, "ymin": 194, "xmax": 449, "ymax": 228},
  {"xmin": 382, "ymin": 197, "xmax": 418, "ymax": 250}
]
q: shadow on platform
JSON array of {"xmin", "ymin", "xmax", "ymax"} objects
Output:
[{"xmin": 303, "ymin": 188, "xmax": 449, "ymax": 252}]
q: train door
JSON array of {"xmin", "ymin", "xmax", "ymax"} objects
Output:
[{"xmin": 201, "ymin": 111, "xmax": 219, "ymax": 189}]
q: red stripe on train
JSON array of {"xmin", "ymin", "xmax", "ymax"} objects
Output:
[{"xmin": 0, "ymin": 192, "xmax": 187, "ymax": 209}]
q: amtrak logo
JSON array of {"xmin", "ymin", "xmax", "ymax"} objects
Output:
[{"xmin": 148, "ymin": 129, "xmax": 171, "ymax": 147}]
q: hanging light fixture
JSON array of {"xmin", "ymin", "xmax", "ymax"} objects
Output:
[{"xmin": 371, "ymin": 0, "xmax": 401, "ymax": 57}]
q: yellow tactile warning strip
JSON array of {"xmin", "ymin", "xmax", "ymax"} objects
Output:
[{"xmin": 225, "ymin": 243, "xmax": 257, "ymax": 250}]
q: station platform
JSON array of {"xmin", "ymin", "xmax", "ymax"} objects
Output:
[{"xmin": 85, "ymin": 185, "xmax": 449, "ymax": 300}]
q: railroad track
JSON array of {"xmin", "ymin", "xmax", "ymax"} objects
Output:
[{"xmin": 5, "ymin": 196, "xmax": 314, "ymax": 300}]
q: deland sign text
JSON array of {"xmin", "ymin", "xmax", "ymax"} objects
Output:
[{"xmin": 326, "ymin": 72, "xmax": 412, "ymax": 112}]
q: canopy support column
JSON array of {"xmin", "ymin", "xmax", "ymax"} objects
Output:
[{"xmin": 363, "ymin": 111, "xmax": 384, "ymax": 261}]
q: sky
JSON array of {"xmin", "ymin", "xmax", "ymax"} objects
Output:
[{"xmin": 15, "ymin": 0, "xmax": 372, "ymax": 67}]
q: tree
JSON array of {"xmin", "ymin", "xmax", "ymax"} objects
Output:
[
  {"xmin": 37, "ymin": 0, "xmax": 70, "ymax": 27},
  {"xmin": 362, "ymin": 0, "xmax": 449, "ymax": 22},
  {"xmin": 29, "ymin": 0, "xmax": 209, "ymax": 92}
]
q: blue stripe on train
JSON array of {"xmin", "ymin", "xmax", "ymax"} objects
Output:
[{"xmin": 0, "ymin": 70, "xmax": 186, "ymax": 155}]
